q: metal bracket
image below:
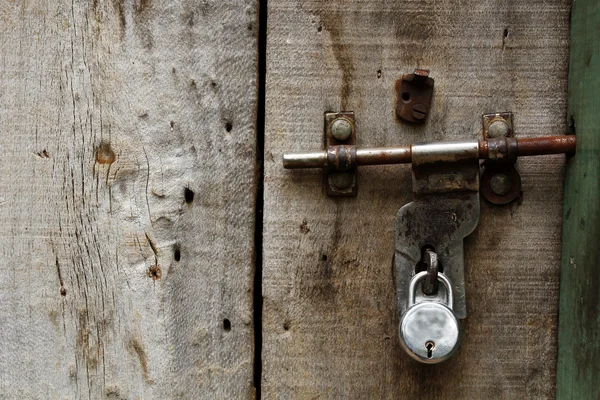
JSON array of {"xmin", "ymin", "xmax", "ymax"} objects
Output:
[
  {"xmin": 325, "ymin": 112, "xmax": 357, "ymax": 197},
  {"xmin": 395, "ymin": 69, "xmax": 434, "ymax": 123},
  {"xmin": 395, "ymin": 141, "xmax": 481, "ymax": 319},
  {"xmin": 481, "ymin": 112, "xmax": 522, "ymax": 204},
  {"xmin": 281, "ymin": 111, "xmax": 576, "ymax": 362},
  {"xmin": 483, "ymin": 112, "xmax": 514, "ymax": 139}
]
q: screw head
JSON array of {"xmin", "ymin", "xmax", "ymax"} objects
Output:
[
  {"xmin": 490, "ymin": 173, "xmax": 512, "ymax": 195},
  {"xmin": 412, "ymin": 104, "xmax": 427, "ymax": 121},
  {"xmin": 329, "ymin": 172, "xmax": 354, "ymax": 190},
  {"xmin": 331, "ymin": 118, "xmax": 353, "ymax": 141},
  {"xmin": 488, "ymin": 120, "xmax": 510, "ymax": 138}
]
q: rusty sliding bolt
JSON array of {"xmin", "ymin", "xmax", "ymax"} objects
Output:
[{"xmin": 282, "ymin": 135, "xmax": 576, "ymax": 169}]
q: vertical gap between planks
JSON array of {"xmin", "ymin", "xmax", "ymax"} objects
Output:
[{"xmin": 253, "ymin": 0, "xmax": 268, "ymax": 398}]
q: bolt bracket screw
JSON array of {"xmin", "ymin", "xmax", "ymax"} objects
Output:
[{"xmin": 331, "ymin": 118, "xmax": 353, "ymax": 141}]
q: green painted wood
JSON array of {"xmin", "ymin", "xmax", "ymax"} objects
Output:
[{"xmin": 556, "ymin": 1, "xmax": 600, "ymax": 398}]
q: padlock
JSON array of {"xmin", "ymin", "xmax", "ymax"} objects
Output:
[{"xmin": 399, "ymin": 271, "xmax": 461, "ymax": 364}]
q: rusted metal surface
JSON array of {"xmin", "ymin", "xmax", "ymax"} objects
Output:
[
  {"xmin": 395, "ymin": 192, "xmax": 480, "ymax": 320},
  {"xmin": 324, "ymin": 112, "xmax": 357, "ymax": 196},
  {"xmin": 283, "ymin": 136, "xmax": 577, "ymax": 169},
  {"xmin": 282, "ymin": 133, "xmax": 575, "ymax": 203},
  {"xmin": 411, "ymin": 141, "xmax": 480, "ymax": 194},
  {"xmin": 477, "ymin": 136, "xmax": 576, "ymax": 158},
  {"xmin": 398, "ymin": 139, "xmax": 482, "ymax": 319},
  {"xmin": 327, "ymin": 145, "xmax": 356, "ymax": 171},
  {"xmin": 483, "ymin": 112, "xmax": 514, "ymax": 138},
  {"xmin": 479, "ymin": 137, "xmax": 518, "ymax": 161},
  {"xmin": 356, "ymin": 147, "xmax": 411, "ymax": 165},
  {"xmin": 516, "ymin": 135, "xmax": 576, "ymax": 156},
  {"xmin": 395, "ymin": 69, "xmax": 434, "ymax": 123},
  {"xmin": 480, "ymin": 165, "xmax": 522, "ymax": 205},
  {"xmin": 480, "ymin": 113, "xmax": 521, "ymax": 204},
  {"xmin": 422, "ymin": 249, "xmax": 439, "ymax": 296}
]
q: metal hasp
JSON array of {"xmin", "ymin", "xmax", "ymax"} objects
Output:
[
  {"xmin": 395, "ymin": 69, "xmax": 434, "ymax": 123},
  {"xmin": 395, "ymin": 140, "xmax": 480, "ymax": 321}
]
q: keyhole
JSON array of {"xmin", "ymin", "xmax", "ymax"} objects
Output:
[{"xmin": 425, "ymin": 341, "xmax": 435, "ymax": 358}]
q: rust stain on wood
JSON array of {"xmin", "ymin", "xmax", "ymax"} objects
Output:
[
  {"xmin": 311, "ymin": 5, "xmax": 355, "ymax": 109},
  {"xmin": 147, "ymin": 265, "xmax": 162, "ymax": 280}
]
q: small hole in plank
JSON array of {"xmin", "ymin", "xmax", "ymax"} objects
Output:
[
  {"xmin": 321, "ymin": 254, "xmax": 327, "ymax": 261},
  {"xmin": 173, "ymin": 245, "xmax": 181, "ymax": 261},
  {"xmin": 184, "ymin": 188, "xmax": 195, "ymax": 204},
  {"xmin": 223, "ymin": 319, "xmax": 231, "ymax": 331},
  {"xmin": 317, "ymin": 25, "xmax": 322, "ymax": 32},
  {"xmin": 503, "ymin": 28, "xmax": 509, "ymax": 38},
  {"xmin": 401, "ymin": 92, "xmax": 411, "ymax": 102},
  {"xmin": 283, "ymin": 321, "xmax": 290, "ymax": 331},
  {"xmin": 148, "ymin": 265, "xmax": 162, "ymax": 280},
  {"xmin": 225, "ymin": 121, "xmax": 233, "ymax": 132}
]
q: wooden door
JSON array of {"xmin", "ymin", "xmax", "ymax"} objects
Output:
[
  {"xmin": 263, "ymin": 0, "xmax": 571, "ymax": 398},
  {"xmin": 2, "ymin": 0, "xmax": 598, "ymax": 399}
]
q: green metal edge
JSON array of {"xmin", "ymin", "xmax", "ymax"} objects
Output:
[{"xmin": 556, "ymin": 0, "xmax": 600, "ymax": 398}]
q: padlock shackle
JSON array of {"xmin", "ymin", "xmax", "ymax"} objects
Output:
[{"xmin": 408, "ymin": 271, "xmax": 453, "ymax": 309}]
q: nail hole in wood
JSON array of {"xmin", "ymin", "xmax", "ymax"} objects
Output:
[
  {"xmin": 174, "ymin": 245, "xmax": 181, "ymax": 261},
  {"xmin": 223, "ymin": 319, "xmax": 231, "ymax": 331},
  {"xmin": 184, "ymin": 188, "xmax": 195, "ymax": 204},
  {"xmin": 321, "ymin": 254, "xmax": 327, "ymax": 261},
  {"xmin": 225, "ymin": 121, "xmax": 233, "ymax": 132},
  {"xmin": 148, "ymin": 265, "xmax": 162, "ymax": 280}
]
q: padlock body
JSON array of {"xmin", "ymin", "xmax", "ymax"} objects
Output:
[{"xmin": 399, "ymin": 302, "xmax": 461, "ymax": 364}]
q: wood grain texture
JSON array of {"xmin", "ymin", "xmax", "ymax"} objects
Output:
[
  {"xmin": 556, "ymin": 0, "xmax": 600, "ymax": 397},
  {"xmin": 263, "ymin": 0, "xmax": 570, "ymax": 398},
  {"xmin": 0, "ymin": 0, "xmax": 257, "ymax": 398}
]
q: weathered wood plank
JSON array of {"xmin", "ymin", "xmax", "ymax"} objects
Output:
[
  {"xmin": 263, "ymin": 0, "xmax": 570, "ymax": 398},
  {"xmin": 0, "ymin": 1, "xmax": 257, "ymax": 398},
  {"xmin": 556, "ymin": 0, "xmax": 600, "ymax": 398}
]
